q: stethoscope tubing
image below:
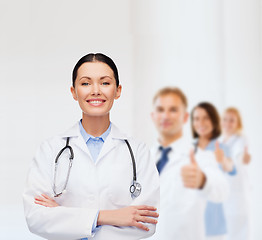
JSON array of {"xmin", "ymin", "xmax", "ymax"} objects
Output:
[{"xmin": 53, "ymin": 137, "xmax": 141, "ymax": 198}]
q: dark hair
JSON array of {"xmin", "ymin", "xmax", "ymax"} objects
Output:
[
  {"xmin": 191, "ymin": 102, "xmax": 221, "ymax": 140},
  {"xmin": 72, "ymin": 53, "xmax": 119, "ymax": 87},
  {"xmin": 153, "ymin": 87, "xmax": 188, "ymax": 109}
]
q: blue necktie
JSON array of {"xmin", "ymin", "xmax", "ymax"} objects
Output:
[{"xmin": 156, "ymin": 146, "xmax": 172, "ymax": 174}]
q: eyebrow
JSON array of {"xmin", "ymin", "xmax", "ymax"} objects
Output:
[
  {"xmin": 79, "ymin": 76, "xmax": 113, "ymax": 81},
  {"xmin": 100, "ymin": 76, "xmax": 113, "ymax": 80}
]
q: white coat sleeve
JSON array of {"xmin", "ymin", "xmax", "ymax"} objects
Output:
[
  {"xmin": 95, "ymin": 141, "xmax": 160, "ymax": 240},
  {"xmin": 196, "ymin": 150, "xmax": 230, "ymax": 203},
  {"xmin": 23, "ymin": 140, "xmax": 98, "ymax": 240},
  {"xmin": 232, "ymin": 137, "xmax": 247, "ymax": 166}
]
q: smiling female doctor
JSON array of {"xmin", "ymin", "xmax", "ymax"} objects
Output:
[{"xmin": 23, "ymin": 53, "xmax": 159, "ymax": 240}]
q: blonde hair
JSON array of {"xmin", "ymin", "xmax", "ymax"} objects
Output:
[
  {"xmin": 153, "ymin": 87, "xmax": 188, "ymax": 108},
  {"xmin": 224, "ymin": 107, "xmax": 243, "ymax": 133}
]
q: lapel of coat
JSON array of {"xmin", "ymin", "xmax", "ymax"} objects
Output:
[{"xmin": 59, "ymin": 122, "xmax": 93, "ymax": 160}]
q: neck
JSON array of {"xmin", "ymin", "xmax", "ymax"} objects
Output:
[
  {"xmin": 82, "ymin": 113, "xmax": 110, "ymax": 137},
  {"xmin": 197, "ymin": 136, "xmax": 211, "ymax": 149},
  {"xmin": 159, "ymin": 131, "xmax": 183, "ymax": 147},
  {"xmin": 222, "ymin": 132, "xmax": 233, "ymax": 142}
]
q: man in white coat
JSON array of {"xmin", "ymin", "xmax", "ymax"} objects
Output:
[{"xmin": 149, "ymin": 87, "xmax": 229, "ymax": 240}]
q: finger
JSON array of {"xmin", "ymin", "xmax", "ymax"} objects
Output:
[
  {"xmin": 34, "ymin": 200, "xmax": 51, "ymax": 207},
  {"xmin": 136, "ymin": 205, "xmax": 157, "ymax": 211},
  {"xmin": 181, "ymin": 165, "xmax": 196, "ymax": 173},
  {"xmin": 34, "ymin": 196, "xmax": 46, "ymax": 201},
  {"xmin": 35, "ymin": 195, "xmax": 51, "ymax": 202},
  {"xmin": 184, "ymin": 182, "xmax": 198, "ymax": 188},
  {"xmin": 35, "ymin": 199, "xmax": 58, "ymax": 207},
  {"xmin": 189, "ymin": 149, "xmax": 197, "ymax": 165},
  {"xmin": 41, "ymin": 194, "xmax": 51, "ymax": 200},
  {"xmin": 215, "ymin": 141, "xmax": 220, "ymax": 150},
  {"xmin": 35, "ymin": 197, "xmax": 56, "ymax": 207},
  {"xmin": 136, "ymin": 216, "xmax": 158, "ymax": 224},
  {"xmin": 182, "ymin": 177, "xmax": 197, "ymax": 184},
  {"xmin": 183, "ymin": 178, "xmax": 199, "ymax": 187},
  {"xmin": 133, "ymin": 222, "xmax": 149, "ymax": 231},
  {"xmin": 182, "ymin": 166, "xmax": 197, "ymax": 174},
  {"xmin": 181, "ymin": 168, "xmax": 197, "ymax": 178},
  {"xmin": 182, "ymin": 177, "xmax": 198, "ymax": 185},
  {"xmin": 139, "ymin": 210, "xmax": 159, "ymax": 218},
  {"xmin": 182, "ymin": 174, "xmax": 197, "ymax": 181}
]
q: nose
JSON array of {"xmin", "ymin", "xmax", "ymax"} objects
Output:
[
  {"xmin": 162, "ymin": 110, "xmax": 170, "ymax": 120},
  {"xmin": 91, "ymin": 83, "xmax": 101, "ymax": 96},
  {"xmin": 199, "ymin": 118, "xmax": 205, "ymax": 125}
]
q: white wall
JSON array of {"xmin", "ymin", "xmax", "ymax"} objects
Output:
[
  {"xmin": 0, "ymin": 0, "xmax": 261, "ymax": 239},
  {"xmin": 223, "ymin": 1, "xmax": 261, "ymax": 238},
  {"xmin": 131, "ymin": 0, "xmax": 227, "ymax": 144}
]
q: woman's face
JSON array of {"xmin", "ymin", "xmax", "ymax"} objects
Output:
[
  {"xmin": 192, "ymin": 107, "xmax": 213, "ymax": 139},
  {"xmin": 71, "ymin": 61, "xmax": 122, "ymax": 117},
  {"xmin": 222, "ymin": 112, "xmax": 239, "ymax": 135}
]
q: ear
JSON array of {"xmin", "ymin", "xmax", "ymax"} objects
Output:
[
  {"xmin": 114, "ymin": 85, "xmax": 122, "ymax": 100},
  {"xmin": 184, "ymin": 112, "xmax": 189, "ymax": 124},
  {"xmin": 70, "ymin": 86, "xmax": 78, "ymax": 101},
  {"xmin": 151, "ymin": 111, "xmax": 155, "ymax": 121}
]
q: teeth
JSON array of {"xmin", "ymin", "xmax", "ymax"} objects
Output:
[{"xmin": 89, "ymin": 101, "xmax": 103, "ymax": 104}]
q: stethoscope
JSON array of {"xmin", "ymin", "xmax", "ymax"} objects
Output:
[{"xmin": 53, "ymin": 137, "xmax": 142, "ymax": 199}]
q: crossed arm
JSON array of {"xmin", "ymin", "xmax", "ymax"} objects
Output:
[{"xmin": 35, "ymin": 194, "xmax": 158, "ymax": 231}]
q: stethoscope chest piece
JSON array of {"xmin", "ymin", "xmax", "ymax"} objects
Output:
[{"xmin": 130, "ymin": 181, "xmax": 142, "ymax": 199}]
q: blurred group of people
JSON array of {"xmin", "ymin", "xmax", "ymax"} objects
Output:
[
  {"xmin": 23, "ymin": 54, "xmax": 251, "ymax": 240},
  {"xmin": 149, "ymin": 87, "xmax": 251, "ymax": 240}
]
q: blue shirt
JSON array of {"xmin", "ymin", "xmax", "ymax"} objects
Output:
[
  {"xmin": 204, "ymin": 139, "xmax": 236, "ymax": 236},
  {"xmin": 79, "ymin": 120, "xmax": 111, "ymax": 239},
  {"xmin": 79, "ymin": 120, "xmax": 111, "ymax": 161}
]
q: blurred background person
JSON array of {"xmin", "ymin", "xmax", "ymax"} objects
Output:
[
  {"xmin": 148, "ymin": 88, "xmax": 229, "ymax": 240},
  {"xmin": 191, "ymin": 102, "xmax": 236, "ymax": 240},
  {"xmin": 220, "ymin": 107, "xmax": 251, "ymax": 240}
]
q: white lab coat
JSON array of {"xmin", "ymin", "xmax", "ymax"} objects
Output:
[
  {"xmin": 23, "ymin": 123, "xmax": 160, "ymax": 240},
  {"xmin": 219, "ymin": 135, "xmax": 251, "ymax": 240},
  {"xmin": 148, "ymin": 137, "xmax": 229, "ymax": 240}
]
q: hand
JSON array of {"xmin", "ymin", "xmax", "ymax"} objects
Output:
[
  {"xmin": 34, "ymin": 194, "xmax": 59, "ymax": 207},
  {"xmin": 243, "ymin": 146, "xmax": 251, "ymax": 164},
  {"xmin": 97, "ymin": 205, "xmax": 158, "ymax": 231},
  {"xmin": 181, "ymin": 150, "xmax": 206, "ymax": 189},
  {"xmin": 214, "ymin": 142, "xmax": 234, "ymax": 172},
  {"xmin": 214, "ymin": 141, "xmax": 225, "ymax": 163}
]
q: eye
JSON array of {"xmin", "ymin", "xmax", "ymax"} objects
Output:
[
  {"xmin": 81, "ymin": 82, "xmax": 90, "ymax": 86},
  {"xmin": 102, "ymin": 82, "xmax": 110, "ymax": 85},
  {"xmin": 156, "ymin": 107, "xmax": 164, "ymax": 112},
  {"xmin": 170, "ymin": 107, "xmax": 178, "ymax": 112}
]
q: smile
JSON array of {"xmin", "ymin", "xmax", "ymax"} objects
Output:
[{"xmin": 87, "ymin": 99, "xmax": 106, "ymax": 106}]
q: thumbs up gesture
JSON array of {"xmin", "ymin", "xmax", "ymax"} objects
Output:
[
  {"xmin": 214, "ymin": 141, "xmax": 234, "ymax": 172},
  {"xmin": 214, "ymin": 141, "xmax": 224, "ymax": 163},
  {"xmin": 243, "ymin": 146, "xmax": 251, "ymax": 164},
  {"xmin": 181, "ymin": 150, "xmax": 206, "ymax": 189}
]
